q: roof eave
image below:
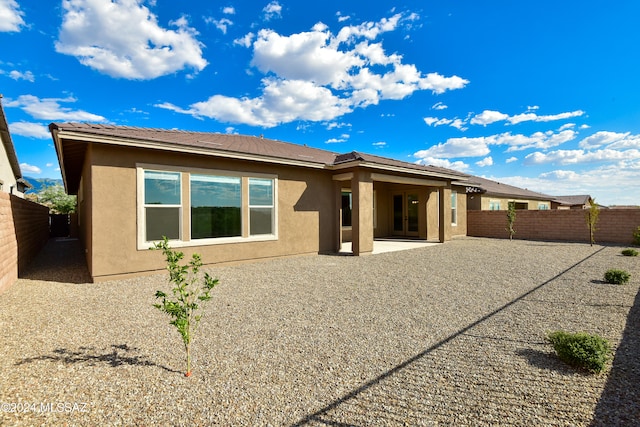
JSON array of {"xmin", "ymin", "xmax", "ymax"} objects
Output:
[
  {"xmin": 53, "ymin": 128, "xmax": 328, "ymax": 170},
  {"xmin": 330, "ymin": 160, "xmax": 469, "ymax": 181}
]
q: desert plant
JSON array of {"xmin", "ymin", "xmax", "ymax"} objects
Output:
[
  {"xmin": 547, "ymin": 331, "xmax": 611, "ymax": 374},
  {"xmin": 506, "ymin": 201, "xmax": 516, "ymax": 240},
  {"xmin": 585, "ymin": 198, "xmax": 599, "ymax": 246},
  {"xmin": 633, "ymin": 226, "xmax": 640, "ymax": 246},
  {"xmin": 621, "ymin": 248, "xmax": 639, "ymax": 257},
  {"xmin": 152, "ymin": 237, "xmax": 218, "ymax": 377},
  {"xmin": 604, "ymin": 269, "xmax": 631, "ymax": 285}
]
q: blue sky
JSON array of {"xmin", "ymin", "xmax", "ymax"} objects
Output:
[{"xmin": 2, "ymin": 0, "xmax": 639, "ymax": 206}]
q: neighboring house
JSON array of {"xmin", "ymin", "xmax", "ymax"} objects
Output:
[
  {"xmin": 50, "ymin": 123, "xmax": 470, "ymax": 282},
  {"xmin": 551, "ymin": 195, "xmax": 594, "ymax": 210},
  {"xmin": 465, "ymin": 175, "xmax": 553, "ymax": 211},
  {"xmin": 0, "ymin": 96, "xmax": 31, "ymax": 197}
]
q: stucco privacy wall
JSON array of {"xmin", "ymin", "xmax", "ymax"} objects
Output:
[
  {"xmin": 87, "ymin": 144, "xmax": 337, "ymax": 281},
  {"xmin": 468, "ymin": 209, "xmax": 640, "ymax": 244},
  {"xmin": 0, "ymin": 192, "xmax": 50, "ymax": 293}
]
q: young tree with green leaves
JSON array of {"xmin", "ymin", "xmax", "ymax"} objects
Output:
[
  {"xmin": 506, "ymin": 201, "xmax": 516, "ymax": 240},
  {"xmin": 152, "ymin": 237, "xmax": 219, "ymax": 377},
  {"xmin": 586, "ymin": 198, "xmax": 599, "ymax": 246}
]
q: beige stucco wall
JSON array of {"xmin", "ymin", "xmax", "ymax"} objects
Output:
[
  {"xmin": 86, "ymin": 144, "xmax": 337, "ymax": 281},
  {"xmin": 0, "ymin": 136, "xmax": 18, "ymax": 195},
  {"xmin": 468, "ymin": 195, "xmax": 551, "ymax": 211}
]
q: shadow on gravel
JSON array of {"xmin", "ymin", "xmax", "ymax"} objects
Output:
[
  {"xmin": 516, "ymin": 348, "xmax": 577, "ymax": 375},
  {"xmin": 20, "ymin": 238, "xmax": 91, "ymax": 284},
  {"xmin": 590, "ymin": 288, "xmax": 640, "ymax": 426},
  {"xmin": 15, "ymin": 344, "xmax": 179, "ymax": 374},
  {"xmin": 292, "ymin": 247, "xmax": 606, "ymax": 426}
]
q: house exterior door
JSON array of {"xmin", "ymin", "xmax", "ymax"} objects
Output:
[{"xmin": 392, "ymin": 192, "xmax": 419, "ymax": 237}]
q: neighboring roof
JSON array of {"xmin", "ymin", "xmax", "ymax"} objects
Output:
[
  {"xmin": 466, "ymin": 175, "xmax": 553, "ymax": 201},
  {"xmin": 50, "ymin": 123, "xmax": 469, "ymax": 193},
  {"xmin": 0, "ymin": 95, "xmax": 23, "ymax": 180},
  {"xmin": 552, "ymin": 195, "xmax": 591, "ymax": 206}
]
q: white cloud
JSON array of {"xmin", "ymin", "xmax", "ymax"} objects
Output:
[
  {"xmin": 336, "ymin": 12, "xmax": 350, "ymax": 23},
  {"xmin": 372, "ymin": 141, "xmax": 386, "ymax": 147},
  {"xmin": 234, "ymin": 32, "xmax": 255, "ymax": 48},
  {"xmin": 497, "ymin": 162, "xmax": 640, "ymax": 206},
  {"xmin": 476, "ymin": 156, "xmax": 493, "ymax": 167},
  {"xmin": 414, "ymin": 156, "xmax": 470, "ymax": 171},
  {"xmin": 20, "ymin": 163, "xmax": 42, "ymax": 174},
  {"xmin": 205, "ymin": 17, "xmax": 233, "ymax": 34},
  {"xmin": 524, "ymin": 148, "xmax": 640, "ymax": 165},
  {"xmin": 0, "ymin": 0, "xmax": 25, "ymax": 32},
  {"xmin": 263, "ymin": 1, "xmax": 282, "ymax": 21},
  {"xmin": 470, "ymin": 110, "xmax": 509, "ymax": 126},
  {"xmin": 578, "ymin": 131, "xmax": 631, "ymax": 149},
  {"xmin": 505, "ymin": 156, "xmax": 518, "ymax": 163},
  {"xmin": 222, "ymin": 6, "xmax": 235, "ymax": 15},
  {"xmin": 55, "ymin": 0, "xmax": 207, "ymax": 80},
  {"xmin": 414, "ymin": 130, "xmax": 576, "ymax": 161},
  {"xmin": 8, "ymin": 70, "xmax": 34, "ymax": 81},
  {"xmin": 414, "ymin": 137, "xmax": 491, "ymax": 159},
  {"xmin": 431, "ymin": 102, "xmax": 447, "ymax": 110},
  {"xmin": 6, "ymin": 94, "xmax": 107, "ymax": 121},
  {"xmin": 508, "ymin": 110, "xmax": 585, "ymax": 125},
  {"xmin": 162, "ymin": 12, "xmax": 468, "ymax": 127},
  {"xmin": 559, "ymin": 123, "xmax": 575, "ymax": 131},
  {"xmin": 9, "ymin": 121, "xmax": 50, "ymax": 139}
]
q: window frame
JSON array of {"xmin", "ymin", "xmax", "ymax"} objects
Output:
[
  {"xmin": 137, "ymin": 164, "xmax": 277, "ymax": 250},
  {"xmin": 451, "ymin": 190, "xmax": 457, "ymax": 226}
]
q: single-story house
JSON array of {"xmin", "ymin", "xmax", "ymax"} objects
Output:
[
  {"xmin": 465, "ymin": 175, "xmax": 553, "ymax": 211},
  {"xmin": 0, "ymin": 96, "xmax": 31, "ymax": 197},
  {"xmin": 50, "ymin": 123, "xmax": 470, "ymax": 282},
  {"xmin": 551, "ymin": 195, "xmax": 594, "ymax": 210}
]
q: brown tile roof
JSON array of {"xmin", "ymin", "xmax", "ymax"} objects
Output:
[
  {"xmin": 50, "ymin": 123, "xmax": 469, "ymax": 193},
  {"xmin": 466, "ymin": 175, "xmax": 553, "ymax": 201},
  {"xmin": 552, "ymin": 195, "xmax": 591, "ymax": 206}
]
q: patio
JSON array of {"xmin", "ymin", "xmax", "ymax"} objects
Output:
[{"xmin": 1, "ymin": 237, "xmax": 638, "ymax": 425}]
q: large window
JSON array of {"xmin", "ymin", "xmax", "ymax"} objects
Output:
[
  {"xmin": 144, "ymin": 170, "xmax": 181, "ymax": 241},
  {"xmin": 191, "ymin": 175, "xmax": 241, "ymax": 239},
  {"xmin": 138, "ymin": 165, "xmax": 276, "ymax": 248},
  {"xmin": 489, "ymin": 200, "xmax": 501, "ymax": 211},
  {"xmin": 249, "ymin": 178, "xmax": 274, "ymax": 235}
]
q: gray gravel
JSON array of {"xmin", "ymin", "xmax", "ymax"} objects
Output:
[{"xmin": 1, "ymin": 237, "xmax": 639, "ymax": 426}]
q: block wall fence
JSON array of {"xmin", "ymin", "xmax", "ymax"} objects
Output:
[
  {"xmin": 468, "ymin": 209, "xmax": 640, "ymax": 245},
  {"xmin": 0, "ymin": 192, "xmax": 50, "ymax": 294}
]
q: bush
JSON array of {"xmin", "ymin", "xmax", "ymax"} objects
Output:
[
  {"xmin": 634, "ymin": 226, "xmax": 640, "ymax": 246},
  {"xmin": 604, "ymin": 269, "xmax": 631, "ymax": 285},
  {"xmin": 548, "ymin": 331, "xmax": 611, "ymax": 373},
  {"xmin": 621, "ymin": 249, "xmax": 639, "ymax": 257}
]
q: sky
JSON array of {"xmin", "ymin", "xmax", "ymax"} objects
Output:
[{"xmin": 1, "ymin": 0, "xmax": 640, "ymax": 206}]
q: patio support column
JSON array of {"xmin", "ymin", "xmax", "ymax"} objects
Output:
[
  {"xmin": 438, "ymin": 186, "xmax": 452, "ymax": 243},
  {"xmin": 334, "ymin": 180, "xmax": 343, "ymax": 253},
  {"xmin": 352, "ymin": 170, "xmax": 373, "ymax": 255}
]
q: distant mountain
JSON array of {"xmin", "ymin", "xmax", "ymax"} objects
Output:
[{"xmin": 23, "ymin": 176, "xmax": 63, "ymax": 194}]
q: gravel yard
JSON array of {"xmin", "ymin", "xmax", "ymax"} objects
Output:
[{"xmin": 1, "ymin": 237, "xmax": 639, "ymax": 426}]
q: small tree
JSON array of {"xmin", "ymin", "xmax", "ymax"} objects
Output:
[
  {"xmin": 153, "ymin": 237, "xmax": 218, "ymax": 377},
  {"xmin": 586, "ymin": 198, "xmax": 599, "ymax": 246},
  {"xmin": 37, "ymin": 185, "xmax": 77, "ymax": 214},
  {"xmin": 506, "ymin": 201, "xmax": 516, "ymax": 240}
]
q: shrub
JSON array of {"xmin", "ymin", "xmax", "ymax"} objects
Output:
[
  {"xmin": 621, "ymin": 249, "xmax": 639, "ymax": 257},
  {"xmin": 604, "ymin": 269, "xmax": 631, "ymax": 285},
  {"xmin": 634, "ymin": 226, "xmax": 640, "ymax": 246},
  {"xmin": 547, "ymin": 331, "xmax": 611, "ymax": 374}
]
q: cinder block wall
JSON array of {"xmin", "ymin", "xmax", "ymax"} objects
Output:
[
  {"xmin": 468, "ymin": 209, "xmax": 640, "ymax": 245},
  {"xmin": 0, "ymin": 193, "xmax": 50, "ymax": 294}
]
